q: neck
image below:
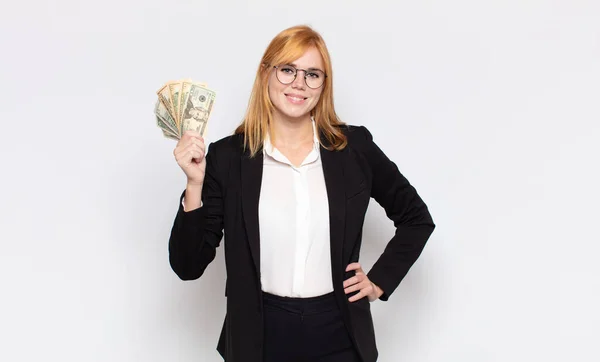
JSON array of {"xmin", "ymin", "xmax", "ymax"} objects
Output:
[{"xmin": 270, "ymin": 112, "xmax": 314, "ymax": 148}]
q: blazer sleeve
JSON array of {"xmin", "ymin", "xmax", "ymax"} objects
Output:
[
  {"xmin": 168, "ymin": 142, "xmax": 225, "ymax": 281},
  {"xmin": 359, "ymin": 126, "xmax": 436, "ymax": 301}
]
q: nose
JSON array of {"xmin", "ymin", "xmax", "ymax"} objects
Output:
[{"xmin": 291, "ymin": 70, "xmax": 306, "ymax": 89}]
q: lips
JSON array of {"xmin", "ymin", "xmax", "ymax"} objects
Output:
[{"xmin": 285, "ymin": 93, "xmax": 307, "ymax": 104}]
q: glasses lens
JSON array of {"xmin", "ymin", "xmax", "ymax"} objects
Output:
[
  {"xmin": 305, "ymin": 69, "xmax": 325, "ymax": 89},
  {"xmin": 276, "ymin": 65, "xmax": 296, "ymax": 84}
]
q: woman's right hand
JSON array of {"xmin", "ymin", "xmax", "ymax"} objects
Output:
[{"xmin": 174, "ymin": 131, "xmax": 206, "ymax": 186}]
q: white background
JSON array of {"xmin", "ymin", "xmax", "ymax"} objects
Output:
[{"xmin": 1, "ymin": 0, "xmax": 599, "ymax": 361}]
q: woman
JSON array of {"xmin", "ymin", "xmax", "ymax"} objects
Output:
[{"xmin": 169, "ymin": 25, "xmax": 435, "ymax": 362}]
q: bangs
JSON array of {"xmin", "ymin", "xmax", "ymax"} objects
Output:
[
  {"xmin": 265, "ymin": 33, "xmax": 322, "ymax": 67},
  {"xmin": 274, "ymin": 43, "xmax": 313, "ymax": 66}
]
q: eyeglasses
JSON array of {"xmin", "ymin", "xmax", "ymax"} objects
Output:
[{"xmin": 273, "ymin": 65, "xmax": 327, "ymax": 89}]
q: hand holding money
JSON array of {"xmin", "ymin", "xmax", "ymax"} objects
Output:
[{"xmin": 154, "ymin": 79, "xmax": 216, "ymax": 140}]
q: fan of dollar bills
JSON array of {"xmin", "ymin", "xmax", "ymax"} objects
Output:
[{"xmin": 154, "ymin": 80, "xmax": 216, "ymax": 140}]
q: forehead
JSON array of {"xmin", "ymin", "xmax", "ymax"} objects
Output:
[{"xmin": 288, "ymin": 47, "xmax": 324, "ymax": 70}]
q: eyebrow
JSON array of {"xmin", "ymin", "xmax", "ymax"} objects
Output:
[{"xmin": 288, "ymin": 63, "xmax": 324, "ymax": 72}]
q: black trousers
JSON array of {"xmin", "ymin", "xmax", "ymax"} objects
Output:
[{"xmin": 262, "ymin": 291, "xmax": 362, "ymax": 362}]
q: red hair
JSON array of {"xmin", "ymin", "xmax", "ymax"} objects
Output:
[{"xmin": 234, "ymin": 25, "xmax": 347, "ymax": 156}]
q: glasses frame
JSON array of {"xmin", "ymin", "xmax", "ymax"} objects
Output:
[{"xmin": 273, "ymin": 65, "xmax": 327, "ymax": 89}]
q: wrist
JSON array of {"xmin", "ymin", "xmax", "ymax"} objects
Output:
[
  {"xmin": 372, "ymin": 282, "xmax": 384, "ymax": 298},
  {"xmin": 186, "ymin": 180, "xmax": 204, "ymax": 188},
  {"xmin": 183, "ymin": 182, "xmax": 203, "ymax": 211}
]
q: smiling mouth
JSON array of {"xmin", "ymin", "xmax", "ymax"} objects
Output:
[{"xmin": 285, "ymin": 94, "xmax": 308, "ymax": 101}]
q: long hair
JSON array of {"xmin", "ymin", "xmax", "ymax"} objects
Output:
[{"xmin": 234, "ymin": 25, "xmax": 347, "ymax": 157}]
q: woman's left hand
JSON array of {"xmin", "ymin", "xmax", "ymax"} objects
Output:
[{"xmin": 343, "ymin": 262, "xmax": 384, "ymax": 302}]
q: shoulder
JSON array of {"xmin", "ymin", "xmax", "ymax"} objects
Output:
[
  {"xmin": 335, "ymin": 124, "xmax": 375, "ymax": 151},
  {"xmin": 206, "ymin": 133, "xmax": 245, "ymax": 157},
  {"xmin": 335, "ymin": 124, "xmax": 392, "ymax": 171}
]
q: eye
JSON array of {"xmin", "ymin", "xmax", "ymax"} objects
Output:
[
  {"xmin": 279, "ymin": 66, "xmax": 295, "ymax": 74},
  {"xmin": 307, "ymin": 71, "xmax": 320, "ymax": 78}
]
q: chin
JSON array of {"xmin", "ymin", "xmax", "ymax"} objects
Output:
[
  {"xmin": 278, "ymin": 108, "xmax": 313, "ymax": 121},
  {"xmin": 283, "ymin": 102, "xmax": 317, "ymax": 119}
]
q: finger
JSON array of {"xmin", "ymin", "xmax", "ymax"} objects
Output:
[
  {"xmin": 345, "ymin": 262, "xmax": 361, "ymax": 272},
  {"xmin": 186, "ymin": 150, "xmax": 204, "ymax": 164},
  {"xmin": 344, "ymin": 278, "xmax": 369, "ymax": 294},
  {"xmin": 183, "ymin": 142, "xmax": 204, "ymax": 155},
  {"xmin": 183, "ymin": 130, "xmax": 202, "ymax": 139},
  {"xmin": 343, "ymin": 276, "xmax": 359, "ymax": 288},
  {"xmin": 190, "ymin": 148, "xmax": 205, "ymax": 160},
  {"xmin": 182, "ymin": 150, "xmax": 199, "ymax": 165},
  {"xmin": 176, "ymin": 148, "xmax": 203, "ymax": 166},
  {"xmin": 350, "ymin": 281, "xmax": 376, "ymax": 302},
  {"xmin": 343, "ymin": 273, "xmax": 366, "ymax": 288},
  {"xmin": 183, "ymin": 130, "xmax": 201, "ymax": 139},
  {"xmin": 180, "ymin": 136, "xmax": 204, "ymax": 153},
  {"xmin": 348, "ymin": 289, "xmax": 368, "ymax": 303},
  {"xmin": 174, "ymin": 140, "xmax": 189, "ymax": 156},
  {"xmin": 176, "ymin": 143, "xmax": 204, "ymax": 161},
  {"xmin": 178, "ymin": 134, "xmax": 203, "ymax": 151},
  {"xmin": 344, "ymin": 283, "xmax": 361, "ymax": 294},
  {"xmin": 345, "ymin": 278, "xmax": 371, "ymax": 295},
  {"xmin": 196, "ymin": 140, "xmax": 206, "ymax": 154},
  {"xmin": 187, "ymin": 140, "xmax": 206, "ymax": 158}
]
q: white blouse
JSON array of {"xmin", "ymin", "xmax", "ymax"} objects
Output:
[{"xmin": 258, "ymin": 121, "xmax": 333, "ymax": 298}]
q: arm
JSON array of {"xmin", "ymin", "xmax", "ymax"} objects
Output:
[
  {"xmin": 168, "ymin": 142, "xmax": 224, "ymax": 280},
  {"xmin": 359, "ymin": 126, "xmax": 436, "ymax": 301}
]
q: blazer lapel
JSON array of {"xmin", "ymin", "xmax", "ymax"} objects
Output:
[
  {"xmin": 320, "ymin": 145, "xmax": 346, "ymax": 290},
  {"xmin": 240, "ymin": 149, "xmax": 263, "ymax": 279}
]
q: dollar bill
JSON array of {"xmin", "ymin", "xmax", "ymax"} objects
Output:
[
  {"xmin": 156, "ymin": 115, "xmax": 178, "ymax": 138},
  {"xmin": 161, "ymin": 129, "xmax": 179, "ymax": 140},
  {"xmin": 156, "ymin": 84, "xmax": 176, "ymax": 121},
  {"xmin": 168, "ymin": 82, "xmax": 182, "ymax": 125},
  {"xmin": 154, "ymin": 99, "xmax": 180, "ymax": 137},
  {"xmin": 178, "ymin": 81, "xmax": 192, "ymax": 129},
  {"xmin": 180, "ymin": 83, "xmax": 216, "ymax": 137},
  {"xmin": 178, "ymin": 81, "xmax": 208, "ymax": 127},
  {"xmin": 176, "ymin": 80, "xmax": 207, "ymax": 128}
]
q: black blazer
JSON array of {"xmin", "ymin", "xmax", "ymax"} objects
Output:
[{"xmin": 168, "ymin": 125, "xmax": 435, "ymax": 362}]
